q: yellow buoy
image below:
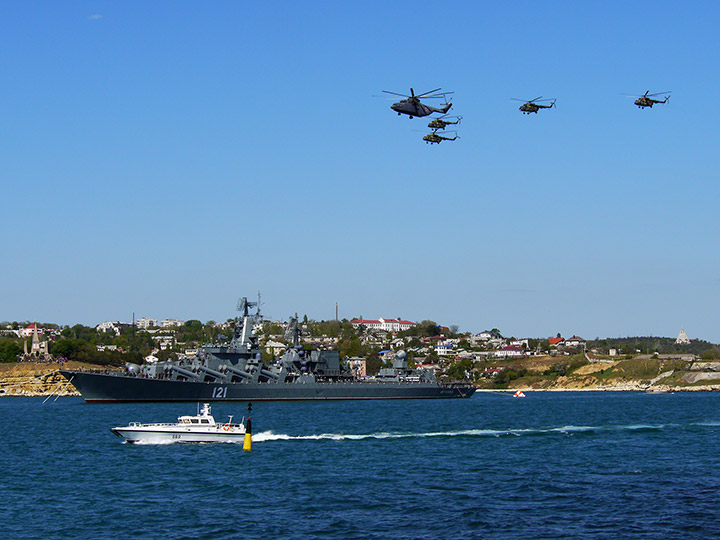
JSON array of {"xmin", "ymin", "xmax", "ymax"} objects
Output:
[{"xmin": 243, "ymin": 417, "xmax": 252, "ymax": 452}]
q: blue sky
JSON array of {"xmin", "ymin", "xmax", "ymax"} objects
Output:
[{"xmin": 2, "ymin": 1, "xmax": 719, "ymax": 341}]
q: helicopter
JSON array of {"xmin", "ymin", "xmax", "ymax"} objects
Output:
[
  {"xmin": 427, "ymin": 115, "xmax": 462, "ymax": 131},
  {"xmin": 511, "ymin": 97, "xmax": 556, "ymax": 114},
  {"xmin": 423, "ymin": 131, "xmax": 458, "ymax": 144},
  {"xmin": 382, "ymin": 88, "xmax": 454, "ymax": 119},
  {"xmin": 626, "ymin": 91, "xmax": 671, "ymax": 108}
]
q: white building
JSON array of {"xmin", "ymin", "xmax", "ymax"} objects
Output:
[
  {"xmin": 435, "ymin": 342, "xmax": 455, "ymax": 356},
  {"xmin": 151, "ymin": 335, "xmax": 176, "ymax": 350},
  {"xmin": 495, "ymin": 345, "xmax": 526, "ymax": 358},
  {"xmin": 160, "ymin": 319, "xmax": 185, "ymax": 328},
  {"xmin": 563, "ymin": 336, "xmax": 587, "ymax": 349},
  {"xmin": 350, "ymin": 318, "xmax": 415, "ymax": 332},
  {"xmin": 265, "ymin": 340, "xmax": 287, "ymax": 356},
  {"xmin": 136, "ymin": 317, "xmax": 158, "ymax": 330},
  {"xmin": 19, "ymin": 324, "xmax": 44, "ymax": 338},
  {"xmin": 96, "ymin": 321, "xmax": 129, "ymax": 336}
]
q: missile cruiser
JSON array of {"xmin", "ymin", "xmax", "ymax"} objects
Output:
[{"xmin": 60, "ymin": 297, "xmax": 476, "ymax": 403}]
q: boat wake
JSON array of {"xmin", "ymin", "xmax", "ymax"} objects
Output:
[
  {"xmin": 120, "ymin": 421, "xmax": 719, "ymax": 445},
  {"xmin": 252, "ymin": 421, "xmax": 718, "ymax": 443}
]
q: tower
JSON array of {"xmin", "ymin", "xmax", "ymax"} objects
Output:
[{"xmin": 675, "ymin": 328, "xmax": 690, "ymax": 345}]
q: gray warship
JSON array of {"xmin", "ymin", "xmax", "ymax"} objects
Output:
[{"xmin": 60, "ymin": 298, "xmax": 476, "ymax": 403}]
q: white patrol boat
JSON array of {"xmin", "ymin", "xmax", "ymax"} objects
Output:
[{"xmin": 111, "ymin": 403, "xmax": 251, "ymax": 445}]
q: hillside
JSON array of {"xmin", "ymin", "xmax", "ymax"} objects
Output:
[
  {"xmin": 474, "ymin": 353, "xmax": 720, "ymax": 391},
  {"xmin": 0, "ymin": 361, "xmax": 117, "ymax": 397}
]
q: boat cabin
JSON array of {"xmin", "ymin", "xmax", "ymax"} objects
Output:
[{"xmin": 177, "ymin": 403, "xmax": 217, "ymax": 425}]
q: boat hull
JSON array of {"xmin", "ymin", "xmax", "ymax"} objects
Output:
[
  {"xmin": 111, "ymin": 427, "xmax": 245, "ymax": 444},
  {"xmin": 61, "ymin": 371, "xmax": 476, "ymax": 403}
]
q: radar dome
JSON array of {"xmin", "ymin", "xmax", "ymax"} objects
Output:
[
  {"xmin": 396, "ymin": 350, "xmax": 407, "ymax": 360},
  {"xmin": 125, "ymin": 363, "xmax": 140, "ymax": 374}
]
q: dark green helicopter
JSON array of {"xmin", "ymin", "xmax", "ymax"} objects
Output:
[
  {"xmin": 427, "ymin": 115, "xmax": 462, "ymax": 131},
  {"xmin": 625, "ymin": 90, "xmax": 671, "ymax": 108},
  {"xmin": 382, "ymin": 88, "xmax": 454, "ymax": 119},
  {"xmin": 423, "ymin": 131, "xmax": 458, "ymax": 144},
  {"xmin": 512, "ymin": 97, "xmax": 556, "ymax": 114}
]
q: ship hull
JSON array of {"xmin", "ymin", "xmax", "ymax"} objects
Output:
[{"xmin": 60, "ymin": 371, "xmax": 475, "ymax": 403}]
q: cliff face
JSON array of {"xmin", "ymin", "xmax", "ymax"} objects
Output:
[
  {"xmin": 0, "ymin": 362, "xmax": 83, "ymax": 397},
  {"xmin": 481, "ymin": 356, "xmax": 720, "ymax": 391}
]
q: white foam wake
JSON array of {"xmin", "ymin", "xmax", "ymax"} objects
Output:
[
  {"xmin": 251, "ymin": 422, "xmax": 688, "ymax": 443},
  {"xmin": 122, "ymin": 422, "xmax": 715, "ymax": 445}
]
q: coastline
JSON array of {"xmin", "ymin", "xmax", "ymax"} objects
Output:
[
  {"xmin": 475, "ymin": 386, "xmax": 720, "ymax": 392},
  {"xmin": 2, "ymin": 361, "xmax": 719, "ymax": 398},
  {"xmin": 0, "ymin": 362, "xmax": 82, "ymax": 397}
]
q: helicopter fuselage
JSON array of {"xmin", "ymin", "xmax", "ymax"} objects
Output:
[
  {"xmin": 423, "ymin": 133, "xmax": 457, "ymax": 144},
  {"xmin": 428, "ymin": 118, "xmax": 460, "ymax": 130},
  {"xmin": 391, "ymin": 100, "xmax": 449, "ymax": 118},
  {"xmin": 519, "ymin": 102, "xmax": 553, "ymax": 114},
  {"xmin": 634, "ymin": 94, "xmax": 669, "ymax": 108}
]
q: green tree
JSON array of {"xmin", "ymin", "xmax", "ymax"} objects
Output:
[
  {"xmin": 0, "ymin": 341, "xmax": 22, "ymax": 362},
  {"xmin": 445, "ymin": 358, "xmax": 474, "ymax": 379}
]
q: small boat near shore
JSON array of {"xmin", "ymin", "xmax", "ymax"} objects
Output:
[{"xmin": 111, "ymin": 403, "xmax": 251, "ymax": 445}]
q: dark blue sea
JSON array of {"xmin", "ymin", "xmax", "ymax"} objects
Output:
[{"xmin": 3, "ymin": 392, "xmax": 720, "ymax": 539}]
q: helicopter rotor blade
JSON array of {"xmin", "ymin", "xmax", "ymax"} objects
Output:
[
  {"xmin": 647, "ymin": 91, "xmax": 671, "ymax": 97},
  {"xmin": 422, "ymin": 91, "xmax": 454, "ymax": 98},
  {"xmin": 382, "ymin": 90, "xmax": 410, "ymax": 98},
  {"xmin": 416, "ymin": 87, "xmax": 443, "ymax": 97}
]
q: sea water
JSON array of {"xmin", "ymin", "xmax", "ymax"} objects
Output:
[{"xmin": 2, "ymin": 392, "xmax": 720, "ymax": 539}]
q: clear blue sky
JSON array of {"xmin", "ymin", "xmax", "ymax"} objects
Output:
[{"xmin": 2, "ymin": 1, "xmax": 719, "ymax": 341}]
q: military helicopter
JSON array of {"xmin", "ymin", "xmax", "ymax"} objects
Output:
[
  {"xmin": 427, "ymin": 115, "xmax": 462, "ymax": 131},
  {"xmin": 382, "ymin": 88, "xmax": 454, "ymax": 119},
  {"xmin": 625, "ymin": 90, "xmax": 671, "ymax": 108},
  {"xmin": 423, "ymin": 131, "xmax": 458, "ymax": 144},
  {"xmin": 511, "ymin": 97, "xmax": 556, "ymax": 114}
]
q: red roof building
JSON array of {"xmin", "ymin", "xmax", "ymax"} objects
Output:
[{"xmin": 350, "ymin": 318, "xmax": 415, "ymax": 332}]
